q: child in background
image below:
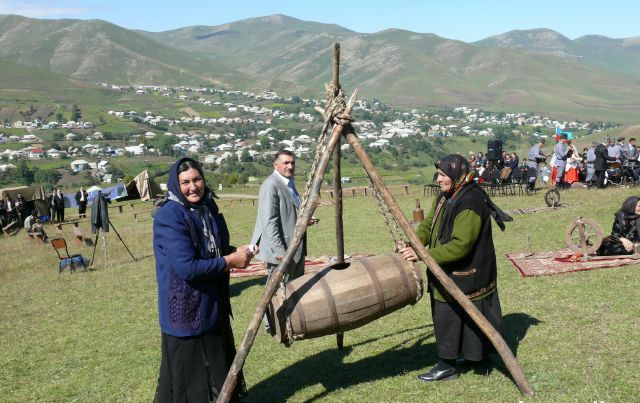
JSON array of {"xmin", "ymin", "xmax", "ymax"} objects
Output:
[{"xmin": 540, "ymin": 163, "xmax": 550, "ymax": 186}]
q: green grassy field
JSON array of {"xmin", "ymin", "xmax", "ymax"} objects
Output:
[{"xmin": 1, "ymin": 185, "xmax": 638, "ymax": 402}]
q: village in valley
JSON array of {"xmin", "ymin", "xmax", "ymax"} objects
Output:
[{"xmin": 0, "ymin": 82, "xmax": 616, "ymax": 188}]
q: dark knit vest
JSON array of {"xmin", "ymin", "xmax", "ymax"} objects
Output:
[{"xmin": 433, "ymin": 187, "xmax": 498, "ymax": 299}]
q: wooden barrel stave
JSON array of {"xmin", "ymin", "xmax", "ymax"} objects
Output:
[{"xmin": 268, "ymin": 254, "xmax": 423, "ymax": 345}]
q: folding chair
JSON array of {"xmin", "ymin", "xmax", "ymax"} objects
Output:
[{"xmin": 51, "ymin": 237, "xmax": 87, "ymax": 274}]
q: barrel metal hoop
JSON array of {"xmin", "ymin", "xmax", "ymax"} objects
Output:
[
  {"xmin": 390, "ymin": 253, "xmax": 412, "ymax": 302},
  {"xmin": 360, "ymin": 258, "xmax": 386, "ymax": 315},
  {"xmin": 318, "ymin": 276, "xmax": 340, "ymax": 334},
  {"xmin": 286, "ymin": 282, "xmax": 307, "ymax": 339}
]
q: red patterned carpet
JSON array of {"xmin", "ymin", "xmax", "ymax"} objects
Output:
[{"xmin": 506, "ymin": 248, "xmax": 640, "ymax": 277}]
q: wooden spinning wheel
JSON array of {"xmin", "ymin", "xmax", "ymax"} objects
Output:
[
  {"xmin": 564, "ymin": 217, "xmax": 603, "ymax": 254},
  {"xmin": 544, "ymin": 188, "xmax": 561, "ymax": 207}
]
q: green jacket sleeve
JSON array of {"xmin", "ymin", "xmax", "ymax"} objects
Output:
[
  {"xmin": 430, "ymin": 209, "xmax": 482, "ymax": 266},
  {"xmin": 416, "ymin": 197, "xmax": 439, "ymax": 246}
]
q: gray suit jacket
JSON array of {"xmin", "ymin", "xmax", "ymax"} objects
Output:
[{"xmin": 251, "ymin": 172, "xmax": 306, "ymax": 264}]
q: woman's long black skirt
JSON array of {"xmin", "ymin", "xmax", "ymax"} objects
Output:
[
  {"xmin": 432, "ymin": 290, "xmax": 503, "ymax": 362},
  {"xmin": 155, "ymin": 318, "xmax": 245, "ymax": 403}
]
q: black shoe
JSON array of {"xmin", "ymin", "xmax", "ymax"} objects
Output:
[{"xmin": 417, "ymin": 365, "xmax": 459, "ymax": 382}]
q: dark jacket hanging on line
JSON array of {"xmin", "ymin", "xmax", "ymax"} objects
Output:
[{"xmin": 91, "ymin": 194, "xmax": 110, "ymax": 233}]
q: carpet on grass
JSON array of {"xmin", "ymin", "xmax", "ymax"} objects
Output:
[{"xmin": 506, "ymin": 248, "xmax": 639, "ymax": 277}]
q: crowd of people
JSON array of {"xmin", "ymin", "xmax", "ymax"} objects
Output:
[
  {"xmin": 0, "ymin": 192, "xmax": 27, "ymax": 227},
  {"xmin": 0, "ymin": 186, "xmax": 88, "ymax": 241},
  {"xmin": 463, "ymin": 136, "xmax": 640, "ymax": 190},
  {"xmin": 3, "ymin": 143, "xmax": 638, "ymax": 400}
]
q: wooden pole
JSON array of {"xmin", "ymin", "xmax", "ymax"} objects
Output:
[
  {"xmin": 334, "ymin": 148, "xmax": 344, "ymax": 260},
  {"xmin": 331, "ymin": 43, "xmax": 345, "ymax": 350},
  {"xmin": 217, "ymin": 90, "xmax": 359, "ymax": 403},
  {"xmin": 333, "ymin": 43, "xmax": 340, "ymax": 91},
  {"xmin": 344, "ymin": 131, "xmax": 534, "ymax": 397}
]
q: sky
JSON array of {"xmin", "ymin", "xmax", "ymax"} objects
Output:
[{"xmin": 1, "ymin": 0, "xmax": 638, "ymax": 42}]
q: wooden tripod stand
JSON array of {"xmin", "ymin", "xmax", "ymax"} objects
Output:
[{"xmin": 217, "ymin": 44, "xmax": 534, "ymax": 402}]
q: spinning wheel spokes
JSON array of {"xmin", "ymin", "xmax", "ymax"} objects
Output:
[
  {"xmin": 564, "ymin": 218, "xmax": 603, "ymax": 254},
  {"xmin": 544, "ymin": 188, "xmax": 561, "ymax": 207}
]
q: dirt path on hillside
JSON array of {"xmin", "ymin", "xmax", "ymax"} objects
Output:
[{"xmin": 180, "ymin": 106, "xmax": 199, "ymax": 117}]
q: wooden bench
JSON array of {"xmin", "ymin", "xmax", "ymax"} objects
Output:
[
  {"xmin": 114, "ymin": 200, "xmax": 148, "ymax": 214},
  {"xmin": 2, "ymin": 220, "xmax": 18, "ymax": 238},
  {"xmin": 27, "ymin": 232, "xmax": 45, "ymax": 245},
  {"xmin": 132, "ymin": 210, "xmax": 152, "ymax": 222},
  {"xmin": 54, "ymin": 221, "xmax": 88, "ymax": 247}
]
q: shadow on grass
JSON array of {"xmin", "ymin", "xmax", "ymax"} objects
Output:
[
  {"xmin": 458, "ymin": 312, "xmax": 542, "ymax": 382},
  {"xmin": 230, "ymin": 277, "xmax": 264, "ymax": 297},
  {"xmin": 246, "ymin": 313, "xmax": 541, "ymax": 401},
  {"xmin": 503, "ymin": 312, "xmax": 542, "ymax": 356},
  {"xmin": 247, "ymin": 325, "xmax": 436, "ymax": 402}
]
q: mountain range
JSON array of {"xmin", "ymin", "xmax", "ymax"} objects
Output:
[{"xmin": 1, "ymin": 13, "xmax": 639, "ymax": 122}]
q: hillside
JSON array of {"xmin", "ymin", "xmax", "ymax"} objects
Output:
[
  {"xmin": 475, "ymin": 29, "xmax": 640, "ymax": 77},
  {"xmin": 0, "ymin": 14, "xmax": 250, "ymax": 88},
  {"xmin": 1, "ymin": 14, "xmax": 640, "ymax": 122},
  {"xmin": 139, "ymin": 16, "xmax": 640, "ymax": 122}
]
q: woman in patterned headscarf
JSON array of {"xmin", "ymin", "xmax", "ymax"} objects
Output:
[
  {"xmin": 153, "ymin": 157, "xmax": 257, "ymax": 402},
  {"xmin": 597, "ymin": 196, "xmax": 640, "ymax": 256},
  {"xmin": 401, "ymin": 154, "xmax": 511, "ymax": 382}
]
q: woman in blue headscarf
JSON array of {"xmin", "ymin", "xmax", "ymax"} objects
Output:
[{"xmin": 153, "ymin": 157, "xmax": 256, "ymax": 402}]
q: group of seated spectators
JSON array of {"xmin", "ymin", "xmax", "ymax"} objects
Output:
[
  {"xmin": 1, "ymin": 193, "xmax": 48, "ymax": 241},
  {"xmin": 466, "ymin": 151, "xmax": 530, "ymax": 185},
  {"xmin": 0, "ymin": 193, "xmax": 27, "ymax": 228},
  {"xmin": 465, "ymin": 136, "xmax": 640, "ymax": 188}
]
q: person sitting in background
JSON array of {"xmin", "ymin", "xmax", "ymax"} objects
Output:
[
  {"xmin": 509, "ymin": 152, "xmax": 519, "ymax": 168},
  {"xmin": 15, "ymin": 193, "xmax": 27, "ymax": 221},
  {"xmin": 24, "ymin": 210, "xmax": 47, "ymax": 241},
  {"xmin": 597, "ymin": 196, "xmax": 640, "ymax": 256},
  {"xmin": 476, "ymin": 152, "xmax": 486, "ymax": 167},
  {"xmin": 4, "ymin": 195, "xmax": 17, "ymax": 222}
]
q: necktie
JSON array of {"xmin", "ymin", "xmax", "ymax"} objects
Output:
[{"xmin": 288, "ymin": 180, "xmax": 301, "ymax": 208}]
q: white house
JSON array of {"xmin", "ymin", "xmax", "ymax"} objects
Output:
[
  {"xmin": 22, "ymin": 134, "xmax": 41, "ymax": 143},
  {"xmin": 71, "ymin": 159, "xmax": 90, "ymax": 172},
  {"xmin": 47, "ymin": 149, "xmax": 61, "ymax": 159},
  {"xmin": 124, "ymin": 145, "xmax": 145, "ymax": 156},
  {"xmin": 28, "ymin": 149, "xmax": 45, "ymax": 159},
  {"xmin": 97, "ymin": 160, "xmax": 111, "ymax": 172}
]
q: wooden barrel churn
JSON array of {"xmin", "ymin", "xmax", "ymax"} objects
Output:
[{"xmin": 266, "ymin": 254, "xmax": 423, "ymax": 345}]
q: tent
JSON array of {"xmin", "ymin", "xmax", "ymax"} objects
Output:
[
  {"xmin": 124, "ymin": 170, "xmax": 163, "ymax": 201},
  {"xmin": 0, "ymin": 184, "xmax": 46, "ymax": 201},
  {"xmin": 0, "ymin": 184, "xmax": 48, "ymax": 218},
  {"xmin": 86, "ymin": 185, "xmax": 102, "ymax": 193}
]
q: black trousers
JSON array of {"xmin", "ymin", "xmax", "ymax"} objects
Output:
[
  {"xmin": 595, "ymin": 170, "xmax": 606, "ymax": 188},
  {"xmin": 56, "ymin": 207, "xmax": 65, "ymax": 222},
  {"xmin": 78, "ymin": 201, "xmax": 87, "ymax": 217},
  {"xmin": 155, "ymin": 320, "xmax": 244, "ymax": 403}
]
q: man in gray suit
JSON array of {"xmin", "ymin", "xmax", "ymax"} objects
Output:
[{"xmin": 251, "ymin": 150, "xmax": 314, "ymax": 283}]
